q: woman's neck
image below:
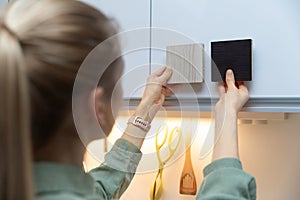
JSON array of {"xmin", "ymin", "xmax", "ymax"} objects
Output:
[
  {"xmin": 34, "ymin": 117, "xmax": 85, "ymax": 168},
  {"xmin": 34, "ymin": 133, "xmax": 85, "ymax": 167}
]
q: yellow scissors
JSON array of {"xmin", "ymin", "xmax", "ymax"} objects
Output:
[{"xmin": 150, "ymin": 125, "xmax": 182, "ymax": 200}]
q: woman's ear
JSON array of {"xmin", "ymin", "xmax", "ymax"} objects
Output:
[
  {"xmin": 93, "ymin": 87, "xmax": 106, "ymax": 127},
  {"xmin": 91, "ymin": 86, "xmax": 116, "ymax": 137}
]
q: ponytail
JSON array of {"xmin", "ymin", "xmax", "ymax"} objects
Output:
[
  {"xmin": 0, "ymin": 0, "xmax": 120, "ymax": 199},
  {"xmin": 0, "ymin": 19, "xmax": 34, "ymax": 200}
]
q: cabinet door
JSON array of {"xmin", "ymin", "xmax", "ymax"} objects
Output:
[
  {"xmin": 152, "ymin": 0, "xmax": 300, "ymax": 111},
  {"xmin": 0, "ymin": 0, "xmax": 7, "ymax": 7},
  {"xmin": 81, "ymin": 0, "xmax": 151, "ymax": 99}
]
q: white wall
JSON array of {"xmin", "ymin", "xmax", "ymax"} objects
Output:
[
  {"xmin": 239, "ymin": 113, "xmax": 300, "ymax": 200},
  {"xmin": 85, "ymin": 113, "xmax": 300, "ymax": 200}
]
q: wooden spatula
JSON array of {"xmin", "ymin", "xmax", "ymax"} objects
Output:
[{"xmin": 180, "ymin": 132, "xmax": 197, "ymax": 195}]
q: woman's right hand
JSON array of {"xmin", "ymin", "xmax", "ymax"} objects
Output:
[
  {"xmin": 212, "ymin": 69, "xmax": 249, "ymax": 160},
  {"xmin": 215, "ymin": 69, "xmax": 249, "ymax": 117}
]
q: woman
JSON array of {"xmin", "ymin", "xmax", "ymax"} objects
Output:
[
  {"xmin": 0, "ymin": 0, "xmax": 173, "ymax": 199},
  {"xmin": 0, "ymin": 0, "xmax": 256, "ymax": 199}
]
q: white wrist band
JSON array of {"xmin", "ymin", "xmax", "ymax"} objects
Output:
[{"xmin": 127, "ymin": 115, "xmax": 151, "ymax": 132}]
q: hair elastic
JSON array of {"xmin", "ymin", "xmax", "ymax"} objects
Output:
[{"xmin": 0, "ymin": 20, "xmax": 19, "ymax": 40}]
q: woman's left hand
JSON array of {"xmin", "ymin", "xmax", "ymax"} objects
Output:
[
  {"xmin": 136, "ymin": 66, "xmax": 173, "ymax": 121},
  {"xmin": 142, "ymin": 67, "xmax": 173, "ymax": 105}
]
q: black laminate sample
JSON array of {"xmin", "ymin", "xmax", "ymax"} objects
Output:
[{"xmin": 211, "ymin": 39, "xmax": 252, "ymax": 82}]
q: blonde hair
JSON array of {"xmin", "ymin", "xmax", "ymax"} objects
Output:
[{"xmin": 0, "ymin": 0, "xmax": 120, "ymax": 199}]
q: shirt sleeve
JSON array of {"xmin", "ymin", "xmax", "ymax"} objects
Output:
[
  {"xmin": 196, "ymin": 158, "xmax": 256, "ymax": 200},
  {"xmin": 88, "ymin": 138, "xmax": 142, "ymax": 200}
]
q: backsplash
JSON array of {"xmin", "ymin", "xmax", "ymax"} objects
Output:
[{"xmin": 85, "ymin": 113, "xmax": 300, "ymax": 200}]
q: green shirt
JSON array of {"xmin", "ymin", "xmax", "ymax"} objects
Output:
[
  {"xmin": 196, "ymin": 158, "xmax": 257, "ymax": 200},
  {"xmin": 34, "ymin": 139, "xmax": 256, "ymax": 200},
  {"xmin": 34, "ymin": 139, "xmax": 142, "ymax": 200}
]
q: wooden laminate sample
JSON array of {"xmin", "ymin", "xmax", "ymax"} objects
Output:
[
  {"xmin": 211, "ymin": 39, "xmax": 252, "ymax": 82},
  {"xmin": 166, "ymin": 43, "xmax": 204, "ymax": 84}
]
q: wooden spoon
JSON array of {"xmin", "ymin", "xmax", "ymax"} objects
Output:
[{"xmin": 180, "ymin": 132, "xmax": 197, "ymax": 195}]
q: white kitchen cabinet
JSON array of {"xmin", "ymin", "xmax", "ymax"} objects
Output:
[
  {"xmin": 0, "ymin": 0, "xmax": 7, "ymax": 7},
  {"xmin": 80, "ymin": 0, "xmax": 151, "ymax": 99},
  {"xmin": 151, "ymin": 0, "xmax": 300, "ymax": 112}
]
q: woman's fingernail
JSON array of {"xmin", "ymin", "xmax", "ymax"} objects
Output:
[
  {"xmin": 167, "ymin": 66, "xmax": 172, "ymax": 71},
  {"xmin": 227, "ymin": 69, "xmax": 233, "ymax": 75}
]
